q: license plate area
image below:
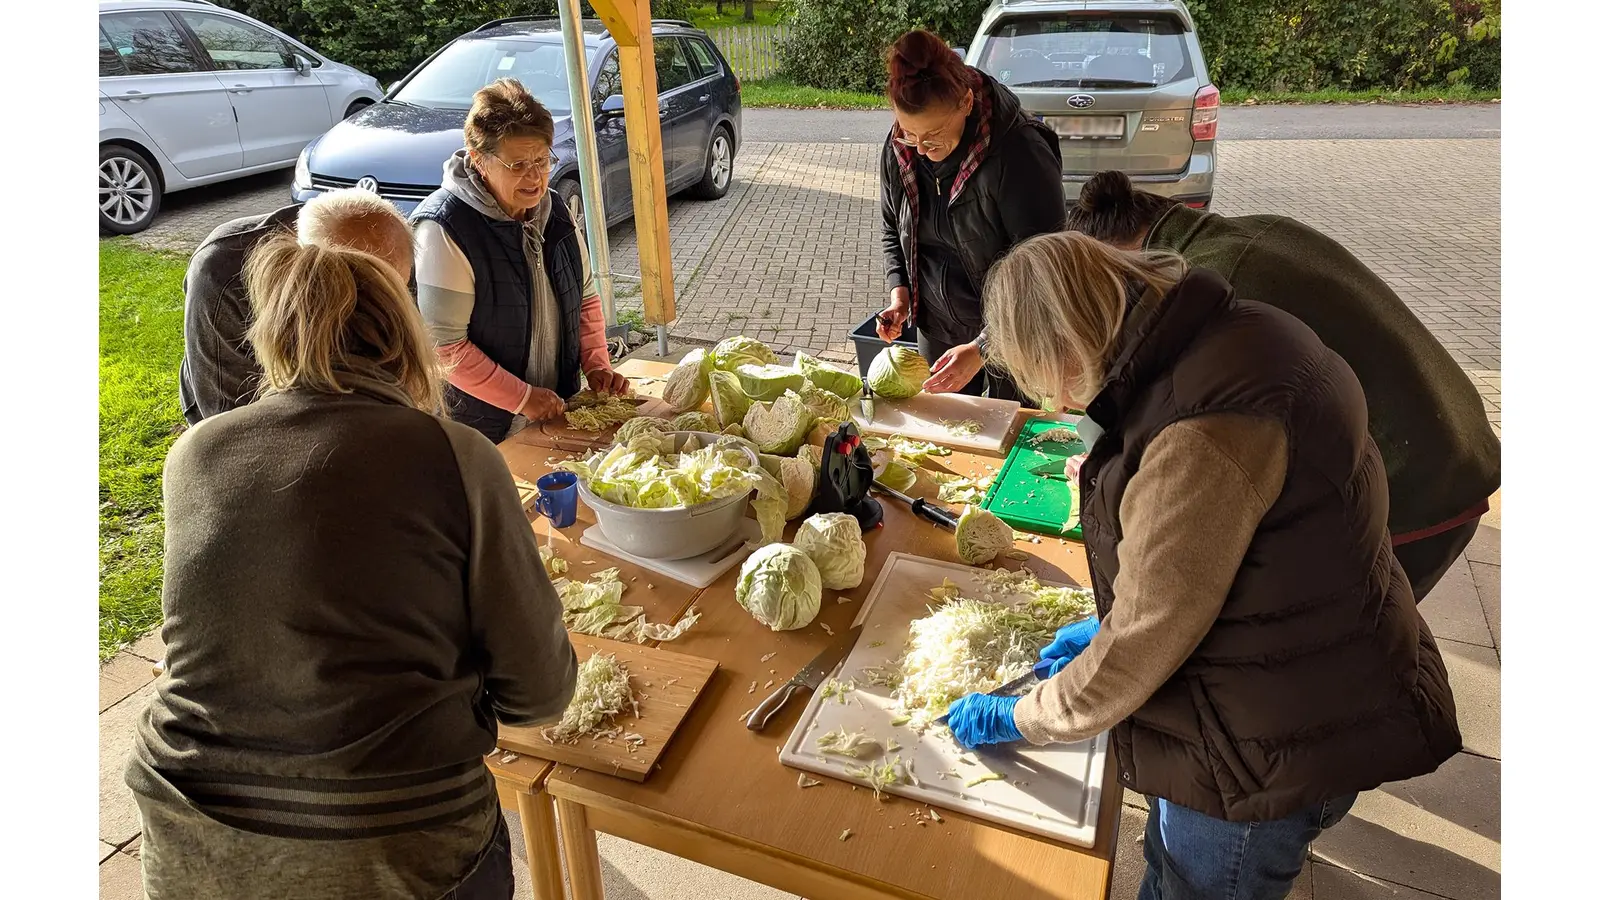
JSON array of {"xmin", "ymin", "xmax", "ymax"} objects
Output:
[{"xmin": 1045, "ymin": 115, "xmax": 1125, "ymax": 140}]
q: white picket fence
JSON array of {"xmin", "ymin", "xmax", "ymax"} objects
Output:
[{"xmin": 706, "ymin": 25, "xmax": 791, "ymax": 80}]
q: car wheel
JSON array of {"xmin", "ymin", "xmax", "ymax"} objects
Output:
[
  {"xmin": 344, "ymin": 99, "xmax": 373, "ymax": 119},
  {"xmin": 99, "ymin": 145, "xmax": 161, "ymax": 235},
  {"xmin": 689, "ymin": 126, "xmax": 734, "ymax": 200},
  {"xmin": 555, "ymin": 178, "xmax": 586, "ymax": 235}
]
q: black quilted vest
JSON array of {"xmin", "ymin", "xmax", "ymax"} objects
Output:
[
  {"xmin": 412, "ymin": 190, "xmax": 584, "ymax": 443},
  {"xmin": 1079, "ymin": 268, "xmax": 1461, "ymax": 822}
]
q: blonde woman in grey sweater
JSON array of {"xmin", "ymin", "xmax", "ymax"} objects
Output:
[{"xmin": 126, "ymin": 230, "xmax": 577, "ymax": 899}]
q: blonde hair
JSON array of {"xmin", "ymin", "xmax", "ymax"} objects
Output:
[
  {"xmin": 983, "ymin": 231, "xmax": 1188, "ymax": 405},
  {"xmin": 244, "ymin": 233, "xmax": 442, "ymax": 413},
  {"xmin": 297, "ymin": 188, "xmax": 413, "ymax": 275}
]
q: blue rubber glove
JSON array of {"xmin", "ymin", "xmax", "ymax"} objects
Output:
[
  {"xmin": 1038, "ymin": 617, "xmax": 1101, "ymax": 678},
  {"xmin": 945, "ymin": 693, "xmax": 1024, "ymax": 749}
]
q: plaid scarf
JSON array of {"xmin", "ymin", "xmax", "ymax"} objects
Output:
[{"xmin": 889, "ymin": 71, "xmax": 995, "ymax": 322}]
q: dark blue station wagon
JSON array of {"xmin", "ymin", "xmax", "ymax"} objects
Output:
[{"xmin": 292, "ymin": 17, "xmax": 742, "ymax": 232}]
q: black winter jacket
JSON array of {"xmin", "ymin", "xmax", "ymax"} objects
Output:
[{"xmin": 880, "ymin": 69, "xmax": 1065, "ymax": 345}]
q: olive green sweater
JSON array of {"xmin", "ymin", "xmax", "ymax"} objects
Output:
[
  {"xmin": 1145, "ymin": 205, "xmax": 1499, "ymax": 536},
  {"xmin": 126, "ymin": 370, "xmax": 577, "ymax": 899}
]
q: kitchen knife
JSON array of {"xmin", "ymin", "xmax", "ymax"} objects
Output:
[
  {"xmin": 860, "ymin": 382, "xmax": 876, "ymax": 424},
  {"xmin": 1028, "ymin": 459, "xmax": 1072, "ymax": 483},
  {"xmin": 871, "ymin": 480, "xmax": 960, "ymax": 530},
  {"xmin": 746, "ymin": 625, "xmax": 864, "ymax": 731},
  {"xmin": 933, "ymin": 658, "xmax": 1055, "ymax": 726}
]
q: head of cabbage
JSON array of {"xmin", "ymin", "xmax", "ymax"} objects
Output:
[
  {"xmin": 867, "ymin": 346, "xmax": 930, "ymax": 400},
  {"xmin": 955, "ymin": 506, "xmax": 1013, "ymax": 565},
  {"xmin": 612, "ymin": 416, "xmax": 671, "ymax": 444},
  {"xmin": 709, "ymin": 370, "xmax": 752, "ymax": 428},
  {"xmin": 794, "ymin": 351, "xmax": 863, "ymax": 399},
  {"xmin": 798, "ymin": 385, "xmax": 849, "ymax": 423},
  {"xmin": 735, "ymin": 363, "xmax": 807, "ymax": 402},
  {"xmin": 760, "ymin": 454, "xmax": 817, "ymax": 520},
  {"xmin": 711, "ymin": 336, "xmax": 778, "ymax": 372},
  {"xmin": 792, "ymin": 512, "xmax": 866, "ymax": 590},
  {"xmin": 743, "ymin": 390, "xmax": 814, "ymax": 455},
  {"xmin": 663, "ymin": 348, "xmax": 712, "ymax": 412},
  {"xmin": 806, "ymin": 418, "xmax": 843, "ymax": 449},
  {"xmin": 671, "ymin": 411, "xmax": 718, "ymax": 433},
  {"xmin": 736, "ymin": 543, "xmax": 822, "ymax": 631}
]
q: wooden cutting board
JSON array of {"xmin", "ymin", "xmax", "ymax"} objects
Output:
[
  {"xmin": 496, "ymin": 635, "xmax": 718, "ymax": 782},
  {"xmin": 778, "ymin": 552, "xmax": 1108, "ymax": 848},
  {"xmin": 537, "ymin": 396, "xmax": 679, "ymax": 452},
  {"xmin": 849, "ymin": 392, "xmax": 1022, "ymax": 454}
]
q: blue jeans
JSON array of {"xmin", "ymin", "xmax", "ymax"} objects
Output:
[
  {"xmin": 1138, "ymin": 793, "xmax": 1357, "ymax": 900},
  {"xmin": 441, "ymin": 813, "xmax": 515, "ymax": 900}
]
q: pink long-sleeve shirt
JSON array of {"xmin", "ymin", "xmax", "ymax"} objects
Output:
[{"xmin": 415, "ymin": 218, "xmax": 612, "ymax": 415}]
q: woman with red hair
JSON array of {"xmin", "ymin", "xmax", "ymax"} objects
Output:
[{"xmin": 875, "ymin": 29, "xmax": 1066, "ymax": 400}]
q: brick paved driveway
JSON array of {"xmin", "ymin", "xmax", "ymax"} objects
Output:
[{"xmin": 126, "ymin": 138, "xmax": 1500, "ymax": 430}]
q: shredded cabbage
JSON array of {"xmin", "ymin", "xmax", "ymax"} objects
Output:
[
  {"xmin": 612, "ymin": 416, "xmax": 671, "ymax": 444},
  {"xmin": 564, "ymin": 394, "xmax": 642, "ymax": 431},
  {"xmin": 543, "ymin": 652, "xmax": 635, "ymax": 743},
  {"xmin": 887, "ymin": 577, "xmax": 1096, "ymax": 728},
  {"xmin": 816, "ymin": 727, "xmax": 881, "ymax": 758}
]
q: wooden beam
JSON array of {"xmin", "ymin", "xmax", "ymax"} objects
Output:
[{"xmin": 588, "ymin": 0, "xmax": 676, "ymax": 328}]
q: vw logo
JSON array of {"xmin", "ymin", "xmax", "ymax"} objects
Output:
[
  {"xmin": 1067, "ymin": 94, "xmax": 1095, "ymax": 109},
  {"xmin": 355, "ymin": 176, "xmax": 379, "ymax": 193}
]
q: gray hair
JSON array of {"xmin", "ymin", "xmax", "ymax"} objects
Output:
[
  {"xmin": 983, "ymin": 231, "xmax": 1187, "ymax": 406},
  {"xmin": 297, "ymin": 188, "xmax": 413, "ymax": 278}
]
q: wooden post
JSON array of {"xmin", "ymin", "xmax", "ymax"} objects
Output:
[{"xmin": 589, "ymin": 0, "xmax": 676, "ymax": 330}]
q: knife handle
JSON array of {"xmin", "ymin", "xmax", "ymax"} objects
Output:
[
  {"xmin": 746, "ymin": 681, "xmax": 801, "ymax": 731},
  {"xmin": 912, "ymin": 498, "xmax": 960, "ymax": 530}
]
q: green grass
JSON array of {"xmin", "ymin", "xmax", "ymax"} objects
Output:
[
  {"xmin": 741, "ymin": 78, "xmax": 887, "ymax": 110},
  {"xmin": 1219, "ymin": 85, "xmax": 1499, "ymax": 105},
  {"xmin": 99, "ymin": 239, "xmax": 188, "ymax": 661},
  {"xmin": 687, "ymin": 2, "xmax": 786, "ymax": 29}
]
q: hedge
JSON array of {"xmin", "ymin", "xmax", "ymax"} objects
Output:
[{"xmin": 777, "ymin": 0, "xmax": 1500, "ymax": 96}]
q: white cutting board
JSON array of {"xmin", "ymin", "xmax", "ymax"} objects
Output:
[
  {"xmin": 779, "ymin": 552, "xmax": 1108, "ymax": 848},
  {"xmin": 579, "ymin": 518, "xmax": 760, "ymax": 589},
  {"xmin": 850, "ymin": 393, "xmax": 1021, "ymax": 454}
]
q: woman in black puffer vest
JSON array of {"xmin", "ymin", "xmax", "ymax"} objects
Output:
[{"xmin": 874, "ymin": 30, "xmax": 1065, "ymax": 402}]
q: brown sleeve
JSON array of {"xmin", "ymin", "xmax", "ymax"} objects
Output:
[{"xmin": 1012, "ymin": 413, "xmax": 1289, "ymax": 745}]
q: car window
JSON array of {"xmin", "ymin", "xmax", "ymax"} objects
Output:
[
  {"xmin": 977, "ymin": 15, "xmax": 1194, "ymax": 89},
  {"xmin": 99, "ymin": 28, "xmax": 129, "ymax": 78},
  {"xmin": 393, "ymin": 38, "xmax": 574, "ymax": 114},
  {"xmin": 592, "ymin": 50, "xmax": 622, "ymax": 107},
  {"xmin": 178, "ymin": 12, "xmax": 294, "ymax": 71},
  {"xmin": 684, "ymin": 39, "xmax": 719, "ymax": 80},
  {"xmin": 655, "ymin": 38, "xmax": 695, "ymax": 93},
  {"xmin": 101, "ymin": 12, "xmax": 204, "ymax": 76}
]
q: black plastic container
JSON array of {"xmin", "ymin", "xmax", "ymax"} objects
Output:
[{"xmin": 848, "ymin": 313, "xmax": 920, "ymax": 382}]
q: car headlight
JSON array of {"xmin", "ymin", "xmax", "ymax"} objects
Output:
[{"xmin": 294, "ymin": 150, "xmax": 312, "ymax": 191}]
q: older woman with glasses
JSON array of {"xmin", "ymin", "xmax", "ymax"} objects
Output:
[
  {"xmin": 875, "ymin": 29, "xmax": 1066, "ymax": 401},
  {"xmin": 414, "ymin": 77, "xmax": 627, "ymax": 444}
]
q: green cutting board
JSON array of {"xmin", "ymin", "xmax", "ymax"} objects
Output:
[{"xmin": 982, "ymin": 418, "xmax": 1086, "ymax": 540}]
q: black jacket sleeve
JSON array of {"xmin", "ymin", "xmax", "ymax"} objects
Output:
[
  {"xmin": 996, "ymin": 123, "xmax": 1067, "ymax": 246},
  {"xmin": 880, "ymin": 140, "xmax": 910, "ymax": 293},
  {"xmin": 180, "ymin": 224, "xmax": 266, "ymax": 424}
]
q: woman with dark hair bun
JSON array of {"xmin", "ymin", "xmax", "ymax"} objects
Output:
[
  {"xmin": 1065, "ymin": 169, "xmax": 1501, "ymax": 602},
  {"xmin": 875, "ymin": 29, "xmax": 1066, "ymax": 400}
]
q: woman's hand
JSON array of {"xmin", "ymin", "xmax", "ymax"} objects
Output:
[
  {"xmin": 876, "ymin": 288, "xmax": 911, "ymax": 341},
  {"xmin": 585, "ymin": 368, "xmax": 630, "ymax": 396},
  {"xmin": 519, "ymin": 388, "xmax": 567, "ymax": 422},
  {"xmin": 923, "ymin": 341, "xmax": 984, "ymax": 394}
]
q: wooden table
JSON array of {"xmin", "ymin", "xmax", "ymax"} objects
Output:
[{"xmin": 500, "ymin": 359, "xmax": 1123, "ymax": 900}]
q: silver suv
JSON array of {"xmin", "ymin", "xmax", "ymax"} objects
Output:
[{"xmin": 963, "ymin": 0, "xmax": 1216, "ymax": 209}]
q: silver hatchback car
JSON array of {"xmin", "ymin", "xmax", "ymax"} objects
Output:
[
  {"xmin": 98, "ymin": 0, "xmax": 383, "ymax": 234},
  {"xmin": 963, "ymin": 0, "xmax": 1217, "ymax": 209}
]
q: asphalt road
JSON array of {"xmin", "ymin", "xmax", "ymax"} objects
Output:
[{"xmin": 743, "ymin": 103, "xmax": 1501, "ymax": 144}]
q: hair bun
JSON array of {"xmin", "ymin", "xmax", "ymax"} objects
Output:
[{"xmin": 1078, "ymin": 170, "xmax": 1136, "ymax": 212}]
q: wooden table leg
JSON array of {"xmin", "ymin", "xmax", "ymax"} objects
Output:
[
  {"xmin": 556, "ymin": 797, "xmax": 605, "ymax": 900},
  {"xmin": 517, "ymin": 789, "xmax": 566, "ymax": 900}
]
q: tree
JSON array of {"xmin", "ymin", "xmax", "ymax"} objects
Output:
[{"xmin": 745, "ymin": 1, "xmax": 755, "ymax": 22}]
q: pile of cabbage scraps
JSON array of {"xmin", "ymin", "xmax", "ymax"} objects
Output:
[
  {"xmin": 564, "ymin": 392, "xmax": 643, "ymax": 432},
  {"xmin": 558, "ymin": 433, "xmax": 789, "ymax": 543},
  {"xmin": 543, "ymin": 652, "xmax": 638, "ymax": 744},
  {"xmin": 875, "ymin": 573, "xmax": 1096, "ymax": 730},
  {"xmin": 554, "ymin": 567, "xmax": 699, "ymax": 643}
]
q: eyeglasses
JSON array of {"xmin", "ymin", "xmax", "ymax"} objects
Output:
[
  {"xmin": 894, "ymin": 107, "xmax": 969, "ymax": 153},
  {"xmin": 486, "ymin": 152, "xmax": 558, "ymax": 178}
]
